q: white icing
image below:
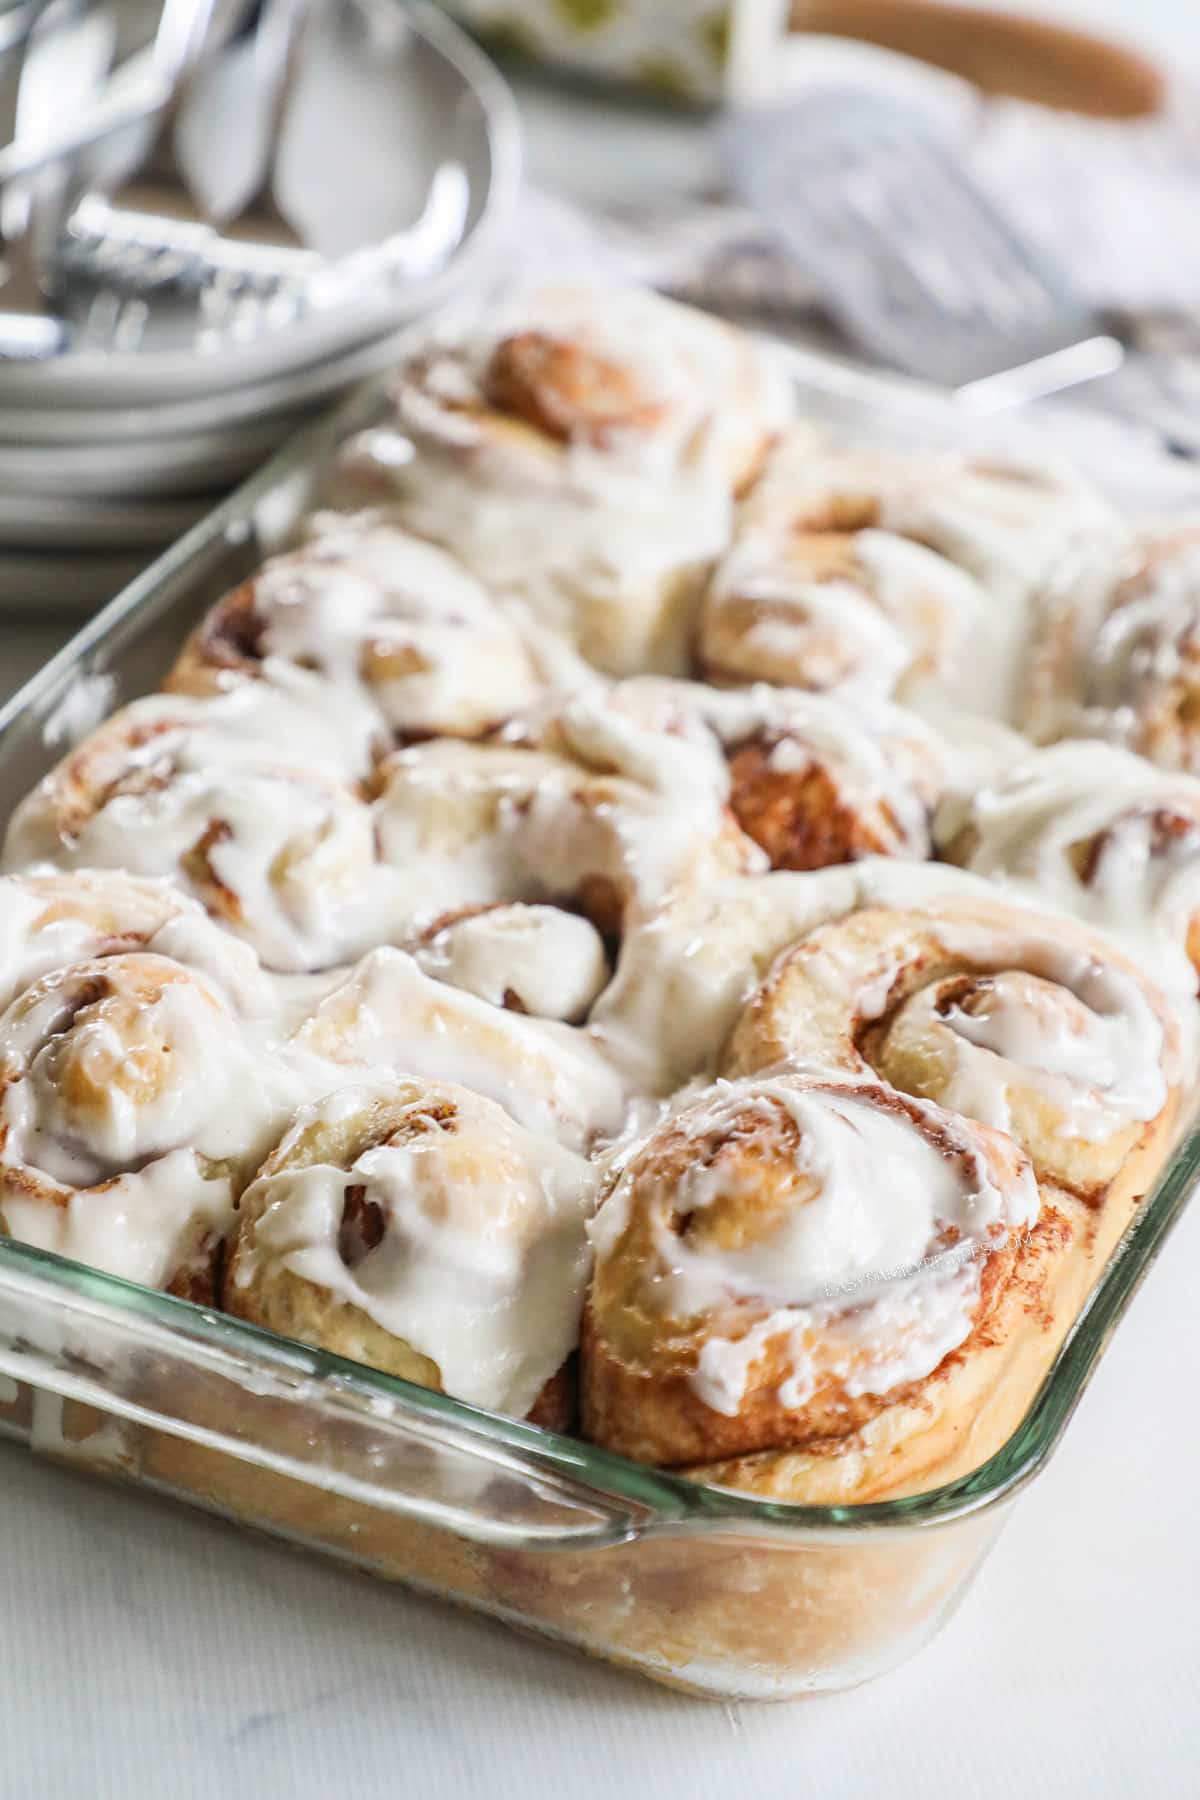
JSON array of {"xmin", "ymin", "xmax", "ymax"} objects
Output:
[
  {"xmin": 295, "ymin": 947, "xmax": 628, "ymax": 1152},
  {"xmin": 374, "ymin": 687, "xmax": 755, "ymax": 934},
  {"xmin": 235, "ymin": 1082, "xmax": 599, "ymax": 1416},
  {"xmin": 942, "ymin": 738, "xmax": 1200, "ymax": 1024},
  {"xmin": 415, "ymin": 904, "xmax": 608, "ymax": 1022},
  {"xmin": 331, "ymin": 286, "xmax": 793, "ymax": 675},
  {"xmin": 240, "ymin": 511, "xmax": 544, "ymax": 737},
  {"xmin": 595, "ymin": 1076, "xmax": 1036, "ymax": 1417},
  {"xmin": 0, "ymin": 1146, "xmax": 233, "ymax": 1291}
]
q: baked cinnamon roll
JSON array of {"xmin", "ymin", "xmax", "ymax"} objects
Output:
[
  {"xmin": 294, "ymin": 947, "xmax": 627, "ymax": 1153},
  {"xmin": 590, "ymin": 860, "xmax": 994, "ymax": 1094},
  {"xmin": 1025, "ymin": 522, "xmax": 1200, "ymax": 772},
  {"xmin": 697, "ymin": 437, "xmax": 1113, "ymax": 715},
  {"xmin": 938, "ymin": 739, "xmax": 1200, "ymax": 1005},
  {"xmin": 611, "ymin": 678, "xmax": 946, "ymax": 869},
  {"xmin": 0, "ymin": 869, "xmax": 261, "ymax": 1008},
  {"xmin": 165, "ymin": 511, "xmax": 545, "ymax": 743},
  {"xmin": 583, "ymin": 1072, "xmax": 1038, "ymax": 1470},
  {"xmin": 584, "ymin": 885, "xmax": 1179, "ymax": 1499},
  {"xmin": 725, "ymin": 896, "xmax": 1181, "ymax": 1203},
  {"xmin": 0, "ymin": 951, "xmax": 279, "ymax": 1301},
  {"xmin": 3, "ymin": 695, "xmax": 403, "ymax": 974},
  {"xmin": 226, "ymin": 1080, "xmax": 600, "ymax": 1424},
  {"xmin": 413, "ymin": 904, "xmax": 609, "ymax": 1023},
  {"xmin": 329, "ymin": 287, "xmax": 792, "ymax": 675},
  {"xmin": 373, "ymin": 689, "xmax": 763, "ymax": 939}
]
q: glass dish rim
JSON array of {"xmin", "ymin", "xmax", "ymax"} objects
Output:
[
  {"xmin": 1, "ymin": 352, "xmax": 1198, "ymax": 1546},
  {"xmin": 0, "ymin": 1115, "xmax": 1195, "ymax": 1540}
]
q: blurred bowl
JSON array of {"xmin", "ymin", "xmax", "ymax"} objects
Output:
[{"xmin": 0, "ymin": 0, "xmax": 519, "ymax": 406}]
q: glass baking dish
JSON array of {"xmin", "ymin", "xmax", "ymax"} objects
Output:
[{"xmin": 0, "ymin": 349, "xmax": 1196, "ymax": 1702}]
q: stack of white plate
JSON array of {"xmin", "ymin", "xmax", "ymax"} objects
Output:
[{"xmin": 0, "ymin": 0, "xmax": 518, "ymax": 611}]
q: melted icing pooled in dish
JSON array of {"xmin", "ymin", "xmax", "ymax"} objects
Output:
[
  {"xmin": 584, "ymin": 1074, "xmax": 1037, "ymax": 1463},
  {"xmin": 229, "ymin": 1080, "xmax": 600, "ymax": 1417}
]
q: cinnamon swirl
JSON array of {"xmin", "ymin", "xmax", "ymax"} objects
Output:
[
  {"xmin": 329, "ymin": 286, "xmax": 792, "ymax": 675},
  {"xmin": 697, "ymin": 436, "xmax": 1113, "ymax": 716},
  {"xmin": 227, "ymin": 1080, "xmax": 599, "ymax": 1424},
  {"xmin": 1025, "ymin": 522, "xmax": 1200, "ymax": 771},
  {"xmin": 583, "ymin": 1073, "xmax": 1038, "ymax": 1471},
  {"xmin": 3, "ymin": 694, "xmax": 403, "ymax": 974},
  {"xmin": 166, "ymin": 511, "xmax": 545, "ymax": 743},
  {"xmin": 938, "ymin": 739, "xmax": 1200, "ymax": 1008},
  {"xmin": 725, "ymin": 896, "xmax": 1181, "ymax": 1202}
]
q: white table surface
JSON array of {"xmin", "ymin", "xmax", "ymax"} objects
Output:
[{"xmin": 4, "ymin": 4, "xmax": 1200, "ymax": 1793}]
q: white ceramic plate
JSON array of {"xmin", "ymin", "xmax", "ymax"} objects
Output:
[
  {"xmin": 0, "ymin": 321, "xmax": 420, "ymax": 446},
  {"xmin": 0, "ymin": 492, "xmax": 210, "ymax": 551},
  {"xmin": 0, "ymin": 0, "xmax": 518, "ymax": 409},
  {"xmin": 0, "ymin": 412, "xmax": 307, "ymax": 497}
]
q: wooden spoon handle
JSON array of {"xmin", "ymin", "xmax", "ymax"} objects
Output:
[{"xmin": 791, "ymin": 0, "xmax": 1166, "ymax": 118}]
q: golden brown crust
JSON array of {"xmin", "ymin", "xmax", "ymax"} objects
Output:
[
  {"xmin": 482, "ymin": 331, "xmax": 669, "ymax": 448},
  {"xmin": 226, "ymin": 1083, "xmax": 580, "ymax": 1428},
  {"xmin": 724, "ymin": 898, "xmax": 1180, "ymax": 1202},
  {"xmin": 164, "ymin": 581, "xmax": 264, "ymax": 697},
  {"xmin": 1026, "ymin": 524, "xmax": 1200, "ymax": 771},
  {"xmin": 728, "ymin": 739, "xmax": 922, "ymax": 869},
  {"xmin": 581, "ymin": 1074, "xmax": 1034, "ymax": 1470}
]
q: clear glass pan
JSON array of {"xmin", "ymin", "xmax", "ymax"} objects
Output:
[{"xmin": 0, "ymin": 352, "xmax": 1196, "ymax": 1700}]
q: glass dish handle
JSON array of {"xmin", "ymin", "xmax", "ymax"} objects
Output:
[{"xmin": 0, "ymin": 1250, "xmax": 679, "ymax": 1551}]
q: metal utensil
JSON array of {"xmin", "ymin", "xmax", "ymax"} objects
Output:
[
  {"xmin": 173, "ymin": 0, "xmax": 309, "ymax": 235},
  {"xmin": 0, "ymin": 0, "xmax": 232, "ymax": 355},
  {"xmin": 0, "ymin": 0, "xmax": 118, "ymax": 354},
  {"xmin": 725, "ymin": 91, "xmax": 1124, "ymax": 401}
]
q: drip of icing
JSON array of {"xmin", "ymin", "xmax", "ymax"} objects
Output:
[
  {"xmin": 235, "ymin": 1083, "xmax": 600, "ymax": 1416},
  {"xmin": 595, "ymin": 1076, "xmax": 1036, "ymax": 1417},
  {"xmin": 296, "ymin": 947, "xmax": 628, "ymax": 1151},
  {"xmin": 944, "ymin": 738, "xmax": 1200, "ymax": 1048},
  {"xmin": 415, "ymin": 905, "xmax": 609, "ymax": 1022},
  {"xmin": 913, "ymin": 920, "xmax": 1173, "ymax": 1134}
]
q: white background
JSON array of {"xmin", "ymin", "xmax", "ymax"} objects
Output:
[{"xmin": 3, "ymin": 3, "xmax": 1200, "ymax": 1794}]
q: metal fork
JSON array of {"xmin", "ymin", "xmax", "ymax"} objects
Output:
[{"xmin": 724, "ymin": 91, "xmax": 1124, "ymax": 405}]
